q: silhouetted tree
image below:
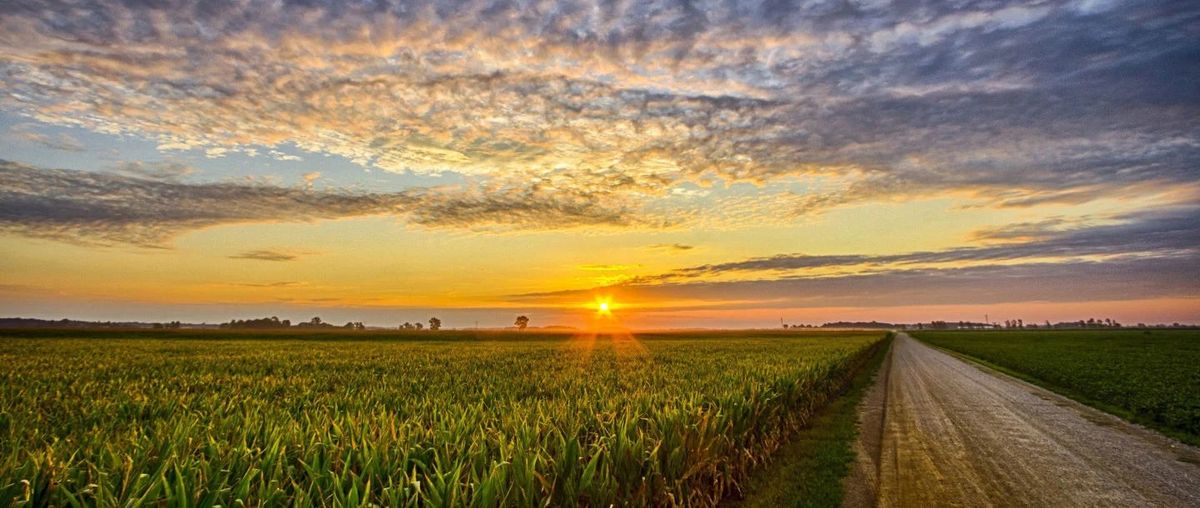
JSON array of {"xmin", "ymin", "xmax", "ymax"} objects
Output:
[
  {"xmin": 515, "ymin": 315, "xmax": 529, "ymax": 331},
  {"xmin": 429, "ymin": 317, "xmax": 441, "ymax": 331},
  {"xmin": 415, "ymin": 322, "xmax": 423, "ymax": 330}
]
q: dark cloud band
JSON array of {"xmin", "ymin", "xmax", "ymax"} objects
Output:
[
  {"xmin": 664, "ymin": 208, "xmax": 1200, "ymax": 279},
  {"xmin": 514, "ymin": 257, "xmax": 1200, "ymax": 308},
  {"xmin": 0, "ymin": 160, "xmax": 634, "ymax": 245}
]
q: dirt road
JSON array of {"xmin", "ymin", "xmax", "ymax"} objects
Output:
[{"xmin": 845, "ymin": 333, "xmax": 1200, "ymax": 507}]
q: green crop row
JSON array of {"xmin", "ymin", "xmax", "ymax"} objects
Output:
[
  {"xmin": 914, "ymin": 330, "xmax": 1200, "ymax": 445},
  {"xmin": 0, "ymin": 331, "xmax": 884, "ymax": 506}
]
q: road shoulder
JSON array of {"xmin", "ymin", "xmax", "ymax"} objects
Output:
[
  {"xmin": 840, "ymin": 335, "xmax": 893, "ymax": 508},
  {"xmin": 724, "ymin": 335, "xmax": 894, "ymax": 508}
]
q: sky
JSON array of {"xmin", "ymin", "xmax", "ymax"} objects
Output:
[{"xmin": 0, "ymin": 0, "xmax": 1197, "ymax": 328}]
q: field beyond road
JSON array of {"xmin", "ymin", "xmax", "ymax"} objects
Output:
[
  {"xmin": 915, "ymin": 329, "xmax": 1200, "ymax": 445},
  {"xmin": 0, "ymin": 329, "xmax": 884, "ymax": 506}
]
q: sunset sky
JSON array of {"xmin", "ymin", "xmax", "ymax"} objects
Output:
[{"xmin": 1, "ymin": 0, "xmax": 1197, "ymax": 328}]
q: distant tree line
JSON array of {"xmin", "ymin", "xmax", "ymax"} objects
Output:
[
  {"xmin": 216, "ymin": 316, "xmax": 450, "ymax": 331},
  {"xmin": 911, "ymin": 321, "xmax": 991, "ymax": 330},
  {"xmin": 0, "ymin": 318, "xmax": 151, "ymax": 329},
  {"xmin": 904, "ymin": 318, "xmax": 1128, "ymax": 330},
  {"xmin": 1041, "ymin": 318, "xmax": 1123, "ymax": 329},
  {"xmin": 780, "ymin": 318, "xmax": 1145, "ymax": 331},
  {"xmin": 818, "ymin": 321, "xmax": 896, "ymax": 329},
  {"xmin": 220, "ymin": 316, "xmax": 292, "ymax": 329}
]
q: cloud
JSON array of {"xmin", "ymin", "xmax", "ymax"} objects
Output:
[
  {"xmin": 577, "ymin": 264, "xmax": 641, "ymax": 272},
  {"xmin": 0, "ymin": 160, "xmax": 415, "ymax": 246},
  {"xmin": 302, "ymin": 172, "xmax": 321, "ymax": 189},
  {"xmin": 513, "ymin": 256, "xmax": 1200, "ymax": 308},
  {"xmin": 110, "ymin": 161, "xmax": 196, "ymax": 181},
  {"xmin": 235, "ymin": 281, "xmax": 302, "ymax": 287},
  {"xmin": 0, "ymin": 0, "xmax": 1194, "ymax": 218},
  {"xmin": 0, "ymin": 160, "xmax": 638, "ymax": 246},
  {"xmin": 661, "ymin": 208, "xmax": 1200, "ymax": 280},
  {"xmin": 649, "ymin": 243, "xmax": 695, "ymax": 252},
  {"xmin": 228, "ymin": 250, "xmax": 298, "ymax": 262},
  {"xmin": 510, "ymin": 207, "xmax": 1200, "ymax": 307},
  {"xmin": 968, "ymin": 217, "xmax": 1082, "ymax": 242},
  {"xmin": 406, "ymin": 183, "xmax": 641, "ymax": 230},
  {"xmin": 867, "ymin": 5, "xmax": 1052, "ymax": 53},
  {"xmin": 13, "ymin": 128, "xmax": 85, "ymax": 152}
]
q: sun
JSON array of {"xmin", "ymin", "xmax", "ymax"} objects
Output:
[{"xmin": 592, "ymin": 296, "xmax": 615, "ymax": 317}]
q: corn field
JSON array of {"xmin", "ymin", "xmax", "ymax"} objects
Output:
[{"xmin": 0, "ymin": 330, "xmax": 885, "ymax": 506}]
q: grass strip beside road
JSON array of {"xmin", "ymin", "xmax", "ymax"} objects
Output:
[{"xmin": 725, "ymin": 333, "xmax": 894, "ymax": 508}]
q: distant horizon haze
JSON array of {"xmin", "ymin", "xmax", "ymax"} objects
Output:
[{"xmin": 2, "ymin": 296, "xmax": 1195, "ymax": 329}]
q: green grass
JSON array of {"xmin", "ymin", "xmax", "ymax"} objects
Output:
[
  {"xmin": 0, "ymin": 329, "xmax": 885, "ymax": 507},
  {"xmin": 914, "ymin": 330, "xmax": 1200, "ymax": 446},
  {"xmin": 724, "ymin": 334, "xmax": 892, "ymax": 508}
]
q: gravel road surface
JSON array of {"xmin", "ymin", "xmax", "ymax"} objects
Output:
[{"xmin": 846, "ymin": 333, "xmax": 1200, "ymax": 507}]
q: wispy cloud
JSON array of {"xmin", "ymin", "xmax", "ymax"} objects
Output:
[
  {"xmin": 513, "ymin": 207, "xmax": 1200, "ymax": 307},
  {"xmin": 659, "ymin": 208, "xmax": 1200, "ymax": 280},
  {"xmin": 110, "ymin": 161, "xmax": 196, "ymax": 181},
  {"xmin": 0, "ymin": 160, "xmax": 641, "ymax": 246},
  {"xmin": 235, "ymin": 281, "xmax": 302, "ymax": 288},
  {"xmin": 649, "ymin": 243, "xmax": 695, "ymax": 252},
  {"xmin": 513, "ymin": 257, "xmax": 1200, "ymax": 308},
  {"xmin": 577, "ymin": 264, "xmax": 641, "ymax": 272},
  {"xmin": 12, "ymin": 127, "xmax": 84, "ymax": 152},
  {"xmin": 228, "ymin": 250, "xmax": 298, "ymax": 262}
]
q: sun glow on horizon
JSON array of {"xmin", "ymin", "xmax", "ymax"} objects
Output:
[
  {"xmin": 589, "ymin": 295, "xmax": 621, "ymax": 320},
  {"xmin": 577, "ymin": 295, "xmax": 639, "ymax": 344}
]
